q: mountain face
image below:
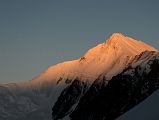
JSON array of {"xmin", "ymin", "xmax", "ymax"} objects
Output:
[
  {"xmin": 0, "ymin": 33, "xmax": 158, "ymax": 120},
  {"xmin": 70, "ymin": 51, "xmax": 159, "ymax": 120}
]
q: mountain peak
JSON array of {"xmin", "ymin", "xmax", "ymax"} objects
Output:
[
  {"xmin": 106, "ymin": 33, "xmax": 128, "ymax": 44},
  {"xmin": 105, "ymin": 33, "xmax": 157, "ymax": 52},
  {"xmin": 111, "ymin": 33, "xmax": 125, "ymax": 38},
  {"xmin": 35, "ymin": 33, "xmax": 158, "ymax": 83}
]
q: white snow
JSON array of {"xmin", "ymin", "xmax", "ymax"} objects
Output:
[
  {"xmin": 34, "ymin": 33, "xmax": 158, "ymax": 83},
  {"xmin": 124, "ymin": 51, "xmax": 159, "ymax": 76}
]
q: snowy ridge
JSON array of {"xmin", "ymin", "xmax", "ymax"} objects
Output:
[
  {"xmin": 124, "ymin": 51, "xmax": 159, "ymax": 76},
  {"xmin": 34, "ymin": 33, "xmax": 157, "ymax": 84}
]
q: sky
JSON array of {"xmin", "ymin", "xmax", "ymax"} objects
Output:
[{"xmin": 0, "ymin": 0, "xmax": 159, "ymax": 84}]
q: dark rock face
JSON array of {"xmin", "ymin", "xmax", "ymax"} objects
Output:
[
  {"xmin": 70, "ymin": 55, "xmax": 159, "ymax": 120},
  {"xmin": 51, "ymin": 52, "xmax": 159, "ymax": 120},
  {"xmin": 52, "ymin": 79, "xmax": 88, "ymax": 120}
]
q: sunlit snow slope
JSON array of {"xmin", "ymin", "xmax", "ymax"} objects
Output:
[{"xmin": 34, "ymin": 33, "xmax": 157, "ymax": 84}]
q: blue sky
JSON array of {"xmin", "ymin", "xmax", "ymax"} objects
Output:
[{"xmin": 0, "ymin": 0, "xmax": 159, "ymax": 83}]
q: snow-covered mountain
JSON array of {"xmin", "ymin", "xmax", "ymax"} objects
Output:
[
  {"xmin": 0, "ymin": 33, "xmax": 158, "ymax": 120},
  {"xmin": 34, "ymin": 33, "xmax": 157, "ymax": 83}
]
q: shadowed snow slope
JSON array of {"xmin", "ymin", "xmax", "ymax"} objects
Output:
[{"xmin": 33, "ymin": 33, "xmax": 157, "ymax": 85}]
